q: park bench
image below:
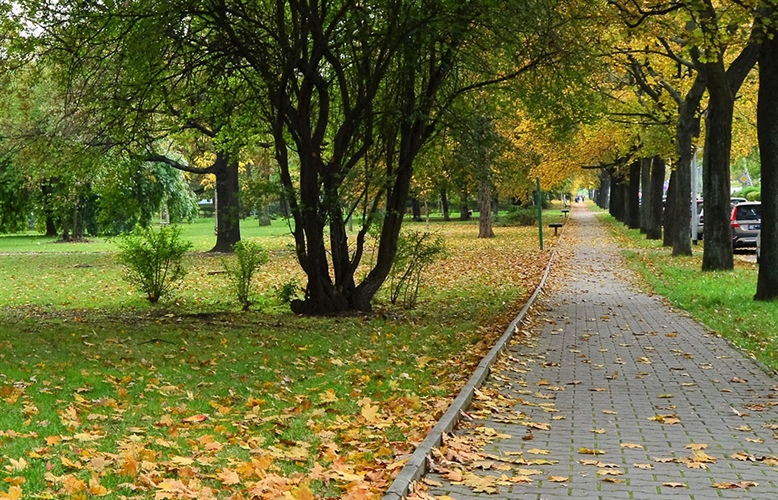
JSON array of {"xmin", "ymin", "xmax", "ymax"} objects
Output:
[
  {"xmin": 549, "ymin": 222, "xmax": 564, "ymax": 235},
  {"xmin": 561, "ymin": 208, "xmax": 570, "ymax": 217}
]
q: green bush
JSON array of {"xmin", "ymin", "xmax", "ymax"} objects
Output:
[
  {"xmin": 276, "ymin": 277, "xmax": 302, "ymax": 304},
  {"xmin": 223, "ymin": 240, "xmax": 269, "ymax": 311},
  {"xmin": 502, "ymin": 207, "xmax": 538, "ymax": 226},
  {"xmin": 117, "ymin": 225, "xmax": 192, "ymax": 303},
  {"xmin": 389, "ymin": 230, "xmax": 447, "ymax": 309},
  {"xmin": 743, "ymin": 186, "xmax": 761, "ymax": 201}
]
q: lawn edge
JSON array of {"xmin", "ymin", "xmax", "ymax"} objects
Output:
[{"xmin": 382, "ymin": 222, "xmax": 567, "ymax": 499}]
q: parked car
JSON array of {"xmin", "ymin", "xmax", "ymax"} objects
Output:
[
  {"xmin": 730, "ymin": 202, "xmax": 761, "ymax": 248},
  {"xmin": 697, "ymin": 208, "xmax": 704, "ymax": 240},
  {"xmin": 756, "ymin": 230, "xmax": 762, "ymax": 263},
  {"xmin": 731, "ymin": 197, "xmax": 748, "ymax": 206}
]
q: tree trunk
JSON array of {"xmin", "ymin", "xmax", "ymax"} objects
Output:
[
  {"xmin": 696, "ymin": 3, "xmax": 758, "ymax": 270},
  {"xmin": 646, "ymin": 156, "xmax": 665, "ymax": 240},
  {"xmin": 210, "ymin": 153, "xmax": 242, "ymax": 253},
  {"xmin": 478, "ymin": 178, "xmax": 494, "ymax": 238},
  {"xmin": 640, "ymin": 158, "xmax": 651, "ymax": 233},
  {"xmin": 411, "ymin": 197, "xmax": 422, "ymax": 221},
  {"xmin": 610, "ymin": 175, "xmax": 624, "ymax": 222},
  {"xmin": 257, "ymin": 204, "xmax": 271, "ymax": 226},
  {"xmin": 598, "ymin": 169, "xmax": 610, "ymax": 209},
  {"xmin": 441, "ymin": 188, "xmax": 450, "ymax": 221},
  {"xmin": 45, "ymin": 216, "xmax": 57, "ymax": 237},
  {"xmin": 756, "ymin": 24, "xmax": 778, "ymax": 300},
  {"xmin": 459, "ymin": 189, "xmax": 470, "ymax": 220},
  {"xmin": 663, "ymin": 170, "xmax": 676, "ymax": 247},
  {"xmin": 627, "ymin": 160, "xmax": 641, "ymax": 229},
  {"xmin": 700, "ymin": 84, "xmax": 734, "ymax": 270}
]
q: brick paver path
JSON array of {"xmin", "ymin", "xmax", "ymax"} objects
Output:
[{"xmin": 425, "ymin": 204, "xmax": 778, "ymax": 499}]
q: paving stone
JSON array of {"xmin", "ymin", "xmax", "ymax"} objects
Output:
[{"xmin": 423, "ymin": 206, "xmax": 778, "ymax": 500}]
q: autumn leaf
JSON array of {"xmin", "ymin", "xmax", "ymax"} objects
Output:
[
  {"xmin": 181, "ymin": 414, "xmax": 208, "ymax": 424},
  {"xmin": 319, "ymin": 388, "xmax": 338, "ymax": 403},
  {"xmin": 4, "ymin": 458, "xmax": 26, "ymax": 473},
  {"xmin": 548, "ymin": 476, "xmax": 569, "ymax": 482},
  {"xmin": 62, "ymin": 474, "xmax": 87, "ymax": 494},
  {"xmin": 578, "ymin": 448, "xmax": 605, "ymax": 455},
  {"xmin": 620, "ymin": 443, "xmax": 643, "ymax": 449},
  {"xmin": 88, "ymin": 473, "xmax": 110, "ymax": 496},
  {"xmin": 633, "ymin": 463, "xmax": 653, "ymax": 469},
  {"xmin": 217, "ymin": 468, "xmax": 241, "ymax": 486},
  {"xmin": 525, "ymin": 448, "xmax": 551, "ymax": 455},
  {"xmin": 712, "ymin": 481, "xmax": 758, "ymax": 489},
  {"xmin": 663, "ymin": 482, "xmax": 687, "ymax": 488},
  {"xmin": 0, "ymin": 486, "xmax": 22, "ymax": 500}
]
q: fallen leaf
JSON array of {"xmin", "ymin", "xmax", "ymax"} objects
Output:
[
  {"xmin": 620, "ymin": 443, "xmax": 643, "ymax": 449},
  {"xmin": 217, "ymin": 468, "xmax": 241, "ymax": 486},
  {"xmin": 663, "ymin": 482, "xmax": 687, "ymax": 488},
  {"xmin": 601, "ymin": 477, "xmax": 624, "ymax": 483},
  {"xmin": 548, "ymin": 476, "xmax": 569, "ymax": 482},
  {"xmin": 0, "ymin": 486, "xmax": 22, "ymax": 500},
  {"xmin": 181, "ymin": 414, "xmax": 208, "ymax": 424},
  {"xmin": 578, "ymin": 448, "xmax": 605, "ymax": 455},
  {"xmin": 633, "ymin": 463, "xmax": 653, "ymax": 469}
]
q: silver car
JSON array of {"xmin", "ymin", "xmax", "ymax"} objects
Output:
[{"xmin": 730, "ymin": 202, "xmax": 761, "ymax": 248}]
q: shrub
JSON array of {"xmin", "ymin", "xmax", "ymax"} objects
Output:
[
  {"xmin": 502, "ymin": 207, "xmax": 538, "ymax": 226},
  {"xmin": 276, "ymin": 277, "xmax": 302, "ymax": 304},
  {"xmin": 223, "ymin": 240, "xmax": 269, "ymax": 311},
  {"xmin": 117, "ymin": 225, "xmax": 192, "ymax": 303},
  {"xmin": 389, "ymin": 230, "xmax": 447, "ymax": 309}
]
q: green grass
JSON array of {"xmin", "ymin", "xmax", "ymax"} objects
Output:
[
  {"xmin": 0, "ymin": 214, "xmax": 553, "ymax": 498},
  {"xmin": 0, "ymin": 217, "xmax": 293, "ymax": 253},
  {"xmin": 599, "ymin": 214, "xmax": 778, "ymax": 370}
]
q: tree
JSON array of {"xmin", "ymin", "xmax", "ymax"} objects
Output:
[
  {"xmin": 21, "ymin": 0, "xmax": 253, "ymax": 251},
  {"xmin": 194, "ymin": 0, "xmax": 568, "ymax": 314},
  {"xmin": 693, "ymin": 1, "xmax": 759, "ymax": 271},
  {"xmin": 755, "ymin": 4, "xmax": 778, "ymax": 301}
]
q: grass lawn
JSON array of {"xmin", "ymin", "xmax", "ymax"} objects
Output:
[
  {"xmin": 0, "ymin": 213, "xmax": 562, "ymax": 499},
  {"xmin": 599, "ymin": 214, "xmax": 778, "ymax": 372}
]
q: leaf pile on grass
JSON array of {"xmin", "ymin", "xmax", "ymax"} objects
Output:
[{"xmin": 0, "ymin": 222, "xmax": 549, "ymax": 498}]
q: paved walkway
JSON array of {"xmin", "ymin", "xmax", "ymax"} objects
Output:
[{"xmin": 424, "ymin": 204, "xmax": 778, "ymax": 499}]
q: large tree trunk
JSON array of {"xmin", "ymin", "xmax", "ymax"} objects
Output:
[
  {"xmin": 696, "ymin": 4, "xmax": 758, "ymax": 271},
  {"xmin": 646, "ymin": 156, "xmax": 665, "ymax": 240},
  {"xmin": 700, "ymin": 81, "xmax": 734, "ymax": 270},
  {"xmin": 756, "ymin": 24, "xmax": 778, "ymax": 300},
  {"xmin": 671, "ymin": 76, "xmax": 707, "ymax": 256},
  {"xmin": 626, "ymin": 160, "xmax": 641, "ymax": 229},
  {"xmin": 478, "ymin": 178, "xmax": 494, "ymax": 238},
  {"xmin": 210, "ymin": 153, "xmax": 242, "ymax": 253}
]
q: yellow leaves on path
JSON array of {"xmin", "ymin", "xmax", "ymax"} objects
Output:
[
  {"xmin": 712, "ymin": 481, "xmax": 758, "ymax": 489},
  {"xmin": 648, "ymin": 413, "xmax": 681, "ymax": 425}
]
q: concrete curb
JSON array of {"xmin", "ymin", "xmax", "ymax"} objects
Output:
[{"xmin": 382, "ymin": 217, "xmax": 568, "ymax": 500}]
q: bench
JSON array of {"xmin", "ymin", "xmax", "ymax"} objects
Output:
[
  {"xmin": 561, "ymin": 208, "xmax": 570, "ymax": 217},
  {"xmin": 549, "ymin": 222, "xmax": 564, "ymax": 235}
]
